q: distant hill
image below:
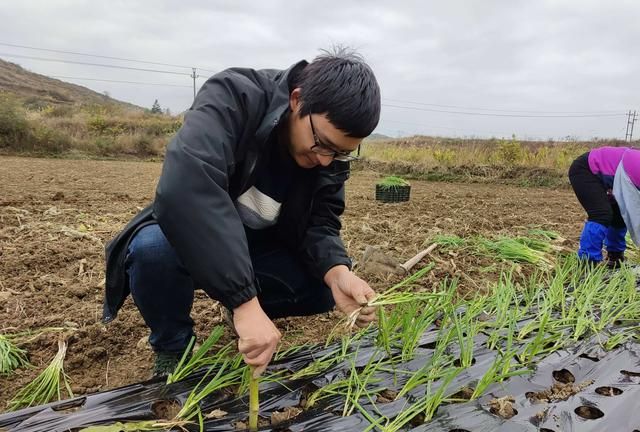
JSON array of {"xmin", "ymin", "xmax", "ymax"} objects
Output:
[
  {"xmin": 0, "ymin": 58, "xmax": 142, "ymax": 110},
  {"xmin": 366, "ymin": 132, "xmax": 392, "ymax": 141},
  {"xmin": 0, "ymin": 58, "xmax": 180, "ymax": 157}
]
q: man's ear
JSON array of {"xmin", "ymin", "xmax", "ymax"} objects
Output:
[{"xmin": 289, "ymin": 87, "xmax": 302, "ymax": 114}]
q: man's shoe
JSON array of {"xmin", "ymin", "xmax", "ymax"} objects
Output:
[
  {"xmin": 152, "ymin": 351, "xmax": 184, "ymax": 378},
  {"xmin": 606, "ymin": 251, "xmax": 625, "ymax": 270}
]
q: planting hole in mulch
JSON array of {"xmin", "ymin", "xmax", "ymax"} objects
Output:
[
  {"xmin": 402, "ymin": 404, "xmax": 442, "ymax": 428},
  {"xmin": 299, "ymin": 383, "xmax": 320, "ymax": 408},
  {"xmin": 376, "ymin": 388, "xmax": 398, "ymax": 403},
  {"xmin": 552, "ymin": 369, "xmax": 575, "ymax": 384},
  {"xmin": 579, "ymin": 353, "xmax": 600, "ymax": 362},
  {"xmin": 595, "ymin": 386, "xmax": 623, "ymax": 396},
  {"xmin": 621, "ymin": 370, "xmax": 640, "ymax": 377},
  {"xmin": 408, "ymin": 412, "xmax": 427, "ymax": 427},
  {"xmin": 543, "ymin": 341, "xmax": 557, "ymax": 351},
  {"xmin": 453, "ymin": 357, "xmax": 476, "ymax": 367},
  {"xmin": 420, "ymin": 341, "xmax": 437, "ymax": 349},
  {"xmin": 448, "ymin": 429, "xmax": 471, "ymax": 432},
  {"xmin": 539, "ymin": 429, "xmax": 556, "ymax": 432},
  {"xmin": 51, "ymin": 396, "xmax": 86, "ymax": 413},
  {"xmin": 450, "ymin": 387, "xmax": 474, "ymax": 402},
  {"xmin": 151, "ymin": 399, "xmax": 181, "ymax": 420},
  {"xmin": 489, "ymin": 395, "xmax": 517, "ymax": 419},
  {"xmin": 574, "ymin": 405, "xmax": 604, "ymax": 420}
]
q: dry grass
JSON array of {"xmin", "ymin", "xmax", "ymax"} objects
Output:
[
  {"xmin": 361, "ymin": 135, "xmax": 624, "ymax": 171},
  {"xmin": 3, "ymin": 87, "xmax": 638, "ymax": 187},
  {"xmin": 358, "ymin": 135, "xmax": 635, "ymax": 186},
  {"xmin": 0, "ymin": 92, "xmax": 179, "ymax": 157}
]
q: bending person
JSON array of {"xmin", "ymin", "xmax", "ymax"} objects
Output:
[
  {"xmin": 569, "ymin": 146, "xmax": 640, "ymax": 267},
  {"xmin": 103, "ymin": 47, "xmax": 381, "ymax": 377}
]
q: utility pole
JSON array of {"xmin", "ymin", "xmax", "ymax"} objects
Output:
[
  {"xmin": 625, "ymin": 110, "xmax": 637, "ymax": 142},
  {"xmin": 190, "ymin": 68, "xmax": 200, "ymax": 100}
]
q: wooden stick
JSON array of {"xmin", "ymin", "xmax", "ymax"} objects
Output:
[{"xmin": 400, "ymin": 243, "xmax": 438, "ymax": 272}]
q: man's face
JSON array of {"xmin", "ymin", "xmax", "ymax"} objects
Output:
[{"xmin": 286, "ymin": 88, "xmax": 362, "ymax": 169}]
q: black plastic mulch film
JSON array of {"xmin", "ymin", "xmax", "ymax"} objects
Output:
[{"xmin": 1, "ymin": 301, "xmax": 639, "ymax": 431}]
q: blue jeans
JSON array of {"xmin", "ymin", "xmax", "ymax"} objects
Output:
[{"xmin": 126, "ymin": 224, "xmax": 335, "ymax": 353}]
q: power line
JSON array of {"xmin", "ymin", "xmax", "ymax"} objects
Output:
[
  {"xmin": 1, "ymin": 43, "xmax": 630, "ymax": 119},
  {"xmin": 381, "ymin": 119, "xmax": 474, "ymax": 132},
  {"xmin": 379, "ymin": 119, "xmax": 543, "ymax": 139},
  {"xmin": 2, "ymin": 43, "xmax": 634, "ymax": 137},
  {"xmin": 0, "ymin": 42, "xmax": 217, "ymax": 73},
  {"xmin": 0, "ymin": 52, "xmax": 189, "ymax": 76},
  {"xmin": 382, "ymin": 103, "xmax": 627, "ymax": 118},
  {"xmin": 382, "ymin": 97, "xmax": 625, "ymax": 115},
  {"xmin": 49, "ymin": 75, "xmax": 192, "ymax": 88},
  {"xmin": 378, "ymin": 118, "xmax": 619, "ymax": 141}
]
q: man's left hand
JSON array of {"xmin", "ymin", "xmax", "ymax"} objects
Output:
[{"xmin": 324, "ymin": 265, "xmax": 377, "ymax": 327}]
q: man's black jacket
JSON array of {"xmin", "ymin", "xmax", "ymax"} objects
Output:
[{"xmin": 103, "ymin": 61, "xmax": 352, "ymax": 322}]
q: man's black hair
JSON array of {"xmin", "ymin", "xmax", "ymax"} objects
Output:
[{"xmin": 294, "ymin": 46, "xmax": 381, "ymax": 138}]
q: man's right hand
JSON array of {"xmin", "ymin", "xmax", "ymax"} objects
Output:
[{"xmin": 233, "ymin": 297, "xmax": 281, "ymax": 377}]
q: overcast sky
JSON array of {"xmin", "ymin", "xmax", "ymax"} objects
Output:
[{"xmin": 1, "ymin": 1, "xmax": 639, "ymax": 140}]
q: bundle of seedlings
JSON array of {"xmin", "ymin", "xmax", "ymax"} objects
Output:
[
  {"xmin": 477, "ymin": 236, "xmax": 555, "ymax": 267},
  {"xmin": 430, "ymin": 231, "xmax": 563, "ymax": 269},
  {"xmin": 0, "ymin": 333, "xmax": 29, "ymax": 375},
  {"xmin": 8, "ymin": 339, "xmax": 72, "ymax": 410},
  {"xmin": 1, "ymin": 326, "xmax": 70, "ymax": 377},
  {"xmin": 376, "ymin": 176, "xmax": 410, "ymax": 190},
  {"xmin": 346, "ymin": 264, "xmax": 439, "ymax": 328},
  {"xmin": 375, "ymin": 176, "xmax": 411, "ymax": 202}
]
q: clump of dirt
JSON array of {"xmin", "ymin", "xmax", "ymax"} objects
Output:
[
  {"xmin": 526, "ymin": 380, "xmax": 594, "ymax": 403},
  {"xmin": 234, "ymin": 417, "xmax": 270, "ymax": 430},
  {"xmin": 531, "ymin": 407, "xmax": 550, "ymax": 426},
  {"xmin": 359, "ymin": 246, "xmax": 406, "ymax": 276},
  {"xmin": 205, "ymin": 408, "xmax": 228, "ymax": 419},
  {"xmin": 489, "ymin": 395, "xmax": 517, "ymax": 419},
  {"xmin": 271, "ymin": 406, "xmax": 303, "ymax": 425}
]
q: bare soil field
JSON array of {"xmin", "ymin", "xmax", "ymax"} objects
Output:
[{"xmin": 0, "ymin": 156, "xmax": 583, "ymax": 410}]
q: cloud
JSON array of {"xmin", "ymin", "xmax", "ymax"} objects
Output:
[{"xmin": 0, "ymin": 0, "xmax": 638, "ymax": 139}]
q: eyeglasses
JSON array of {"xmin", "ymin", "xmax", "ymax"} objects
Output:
[{"xmin": 309, "ymin": 115, "xmax": 359, "ymax": 162}]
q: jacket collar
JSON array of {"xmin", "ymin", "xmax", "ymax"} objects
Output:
[{"xmin": 253, "ymin": 60, "xmax": 308, "ymax": 146}]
